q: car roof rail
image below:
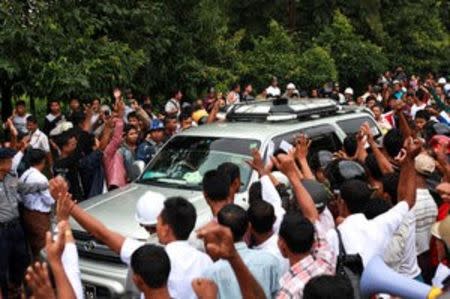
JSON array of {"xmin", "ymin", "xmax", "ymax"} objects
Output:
[{"xmin": 226, "ymin": 98, "xmax": 341, "ymax": 122}]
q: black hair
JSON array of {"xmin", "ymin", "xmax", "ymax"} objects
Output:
[
  {"xmin": 131, "ymin": 244, "xmax": 170, "ymax": 289},
  {"xmin": 279, "ymin": 212, "xmax": 314, "ymax": 253},
  {"xmin": 304, "ymin": 275, "xmax": 354, "ymax": 299},
  {"xmin": 248, "ymin": 181, "xmax": 263, "ymax": 206},
  {"xmin": 179, "ymin": 113, "xmax": 192, "ymax": 122},
  {"xmin": 124, "ymin": 124, "xmax": 138, "ymax": 135},
  {"xmin": 48, "ymin": 99, "xmax": 60, "ymax": 106},
  {"xmin": 28, "ymin": 149, "xmax": 47, "ymax": 166},
  {"xmin": 171, "ymin": 89, "xmax": 182, "ymax": 98},
  {"xmin": 164, "ymin": 115, "xmax": 178, "ymax": 125},
  {"xmin": 343, "ymin": 134, "xmax": 358, "ymax": 157},
  {"xmin": 381, "ymin": 172, "xmax": 400, "ymax": 204},
  {"xmin": 55, "ymin": 130, "xmax": 76, "ymax": 149},
  {"xmin": 202, "ymin": 170, "xmax": 230, "ymax": 201},
  {"xmin": 69, "ymin": 98, "xmax": 80, "ymax": 103},
  {"xmin": 247, "ymin": 201, "xmax": 275, "ymax": 234},
  {"xmin": 416, "ymin": 89, "xmax": 427, "ymax": 102},
  {"xmin": 364, "ymin": 197, "xmax": 392, "ymax": 220},
  {"xmin": 159, "ymin": 197, "xmax": 196, "ymax": 240},
  {"xmin": 383, "ymin": 128, "xmax": 404, "ymax": 158},
  {"xmin": 142, "ymin": 103, "xmax": 153, "ymax": 111},
  {"xmin": 16, "ymin": 100, "xmax": 26, "ymax": 107},
  {"xmin": 26, "ymin": 115, "xmax": 38, "ymax": 124},
  {"xmin": 230, "ymin": 82, "xmax": 240, "ymax": 90},
  {"xmin": 415, "ymin": 109, "xmax": 430, "ymax": 121},
  {"xmin": 91, "ymin": 98, "xmax": 101, "ymax": 104},
  {"xmin": 364, "ymin": 153, "xmax": 383, "ymax": 180},
  {"xmin": 127, "ymin": 111, "xmax": 138, "ymax": 121},
  {"xmin": 218, "ymin": 204, "xmax": 249, "ymax": 242},
  {"xmin": 340, "ymin": 179, "xmax": 372, "ymax": 214},
  {"xmin": 217, "ymin": 162, "xmax": 240, "ymax": 184},
  {"xmin": 70, "ymin": 111, "xmax": 86, "ymax": 127}
]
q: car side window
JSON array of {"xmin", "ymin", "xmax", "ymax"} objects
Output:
[
  {"xmin": 337, "ymin": 116, "xmax": 381, "ymax": 138},
  {"xmin": 270, "ymin": 125, "xmax": 343, "ymax": 155}
]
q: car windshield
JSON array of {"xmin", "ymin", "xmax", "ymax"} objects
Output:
[{"xmin": 138, "ymin": 136, "xmax": 261, "ymax": 191}]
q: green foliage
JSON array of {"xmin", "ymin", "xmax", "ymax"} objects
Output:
[
  {"xmin": 0, "ymin": 0, "xmax": 448, "ymax": 117},
  {"xmin": 242, "ymin": 21, "xmax": 337, "ymax": 92},
  {"xmin": 317, "ymin": 11, "xmax": 388, "ymax": 90},
  {"xmin": 381, "ymin": 0, "xmax": 450, "ymax": 74}
]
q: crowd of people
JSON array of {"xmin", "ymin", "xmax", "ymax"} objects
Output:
[{"xmin": 0, "ymin": 68, "xmax": 450, "ymax": 298}]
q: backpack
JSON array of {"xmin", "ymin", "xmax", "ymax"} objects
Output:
[{"xmin": 335, "ymin": 228, "xmax": 366, "ymax": 299}]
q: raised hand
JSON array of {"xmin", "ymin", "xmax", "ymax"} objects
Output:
[
  {"xmin": 246, "ymin": 148, "xmax": 266, "ymax": 176},
  {"xmin": 192, "ymin": 278, "xmax": 218, "ymax": 299},
  {"xmin": 271, "ymin": 152, "xmax": 298, "ymax": 177},
  {"xmin": 197, "ymin": 222, "xmax": 237, "ymax": 260},
  {"xmin": 113, "ymin": 88, "xmax": 122, "ymax": 101},
  {"xmin": 360, "ymin": 122, "xmax": 374, "ymax": 143},
  {"xmin": 294, "ymin": 134, "xmax": 311, "ymax": 161},
  {"xmin": 45, "ymin": 221, "xmax": 67, "ymax": 266},
  {"xmin": 56, "ymin": 192, "xmax": 76, "ymax": 222},
  {"xmin": 25, "ymin": 262, "xmax": 56, "ymax": 299},
  {"xmin": 49, "ymin": 176, "xmax": 68, "ymax": 200}
]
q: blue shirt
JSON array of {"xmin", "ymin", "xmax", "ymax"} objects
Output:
[{"xmin": 203, "ymin": 242, "xmax": 281, "ymax": 299}]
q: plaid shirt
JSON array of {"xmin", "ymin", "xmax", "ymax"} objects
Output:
[{"xmin": 277, "ymin": 222, "xmax": 336, "ymax": 299}]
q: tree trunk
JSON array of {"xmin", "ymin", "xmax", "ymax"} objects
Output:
[{"xmin": 1, "ymin": 84, "xmax": 13, "ymax": 122}]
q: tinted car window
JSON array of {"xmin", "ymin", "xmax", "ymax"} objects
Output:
[
  {"xmin": 337, "ymin": 116, "xmax": 381, "ymax": 138},
  {"xmin": 271, "ymin": 125, "xmax": 342, "ymax": 154}
]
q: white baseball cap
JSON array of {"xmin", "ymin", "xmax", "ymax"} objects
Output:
[
  {"xmin": 344, "ymin": 87, "xmax": 354, "ymax": 95},
  {"xmin": 286, "ymin": 83, "xmax": 296, "ymax": 90},
  {"xmin": 438, "ymin": 77, "xmax": 447, "ymax": 85},
  {"xmin": 135, "ymin": 191, "xmax": 166, "ymax": 225}
]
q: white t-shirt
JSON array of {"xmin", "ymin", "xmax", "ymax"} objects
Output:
[
  {"xmin": 411, "ymin": 103, "xmax": 427, "ymax": 119},
  {"xmin": 13, "ymin": 114, "xmax": 30, "ymax": 134},
  {"xmin": 326, "ymin": 201, "xmax": 409, "ymax": 266},
  {"xmin": 266, "ymin": 86, "xmax": 281, "ymax": 97},
  {"xmin": 120, "ymin": 238, "xmax": 213, "ymax": 299},
  {"xmin": 383, "ymin": 211, "xmax": 421, "ymax": 278},
  {"xmin": 29, "ymin": 129, "xmax": 50, "ymax": 153}
]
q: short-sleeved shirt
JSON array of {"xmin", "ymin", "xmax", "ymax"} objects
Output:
[
  {"xmin": 121, "ymin": 238, "xmax": 213, "ymax": 299},
  {"xmin": 277, "ymin": 222, "xmax": 336, "ymax": 299},
  {"xmin": 29, "ymin": 129, "xmax": 50, "ymax": 153},
  {"xmin": 13, "ymin": 114, "xmax": 30, "ymax": 134},
  {"xmin": 204, "ymin": 242, "xmax": 281, "ymax": 299},
  {"xmin": 326, "ymin": 201, "xmax": 409, "ymax": 266}
]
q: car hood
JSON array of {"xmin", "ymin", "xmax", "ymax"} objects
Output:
[{"xmin": 71, "ymin": 183, "xmax": 212, "ymax": 240}]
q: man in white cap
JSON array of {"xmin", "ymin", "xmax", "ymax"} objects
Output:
[
  {"xmin": 344, "ymin": 87, "xmax": 354, "ymax": 104},
  {"xmin": 282, "ymin": 83, "xmax": 298, "ymax": 99},
  {"xmin": 51, "ymin": 179, "xmax": 213, "ymax": 299}
]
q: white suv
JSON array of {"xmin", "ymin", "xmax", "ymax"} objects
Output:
[{"xmin": 71, "ymin": 99, "xmax": 381, "ymax": 298}]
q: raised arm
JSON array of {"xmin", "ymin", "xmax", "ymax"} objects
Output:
[
  {"xmin": 396, "ymin": 137, "xmax": 421, "ymax": 209},
  {"xmin": 45, "ymin": 221, "xmax": 76, "ymax": 299},
  {"xmin": 50, "ymin": 178, "xmax": 125, "ymax": 254},
  {"xmin": 197, "ymin": 223, "xmax": 267, "ymax": 299},
  {"xmin": 294, "ymin": 134, "xmax": 315, "ymax": 180},
  {"xmin": 361, "ymin": 123, "xmax": 394, "ymax": 174},
  {"xmin": 394, "ymin": 100, "xmax": 413, "ymax": 139},
  {"xmin": 135, "ymin": 105, "xmax": 151, "ymax": 130},
  {"xmin": 272, "ymin": 152, "xmax": 319, "ymax": 222}
]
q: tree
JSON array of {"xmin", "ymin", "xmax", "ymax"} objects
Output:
[
  {"xmin": 317, "ymin": 11, "xmax": 388, "ymax": 91},
  {"xmin": 0, "ymin": 0, "xmax": 146, "ymax": 119},
  {"xmin": 380, "ymin": 0, "xmax": 450, "ymax": 74}
]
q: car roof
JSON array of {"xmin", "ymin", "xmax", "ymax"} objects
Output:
[{"xmin": 181, "ymin": 109, "xmax": 373, "ymax": 142}]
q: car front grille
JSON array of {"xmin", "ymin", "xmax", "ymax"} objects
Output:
[{"xmin": 73, "ymin": 230, "xmax": 124, "ymax": 265}]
